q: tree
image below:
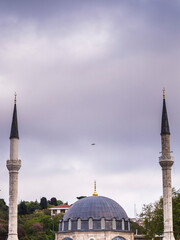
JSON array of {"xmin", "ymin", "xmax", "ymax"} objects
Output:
[
  {"xmin": 139, "ymin": 189, "xmax": 180, "ymax": 239},
  {"xmin": 0, "ymin": 199, "xmax": 8, "ymax": 220},
  {"xmin": 18, "ymin": 201, "xmax": 28, "ymax": 215},
  {"xmin": 57, "ymin": 200, "xmax": 63, "ymax": 205},
  {"xmin": 40, "ymin": 197, "xmax": 47, "ymax": 209},
  {"xmin": 50, "ymin": 197, "xmax": 57, "ymax": 206},
  {"xmin": 26, "ymin": 201, "xmax": 41, "ymax": 214}
]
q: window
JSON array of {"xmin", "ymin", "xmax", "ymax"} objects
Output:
[
  {"xmin": 112, "ymin": 237, "xmax": 126, "ymax": 240},
  {"xmin": 68, "ymin": 219, "xmax": 71, "ymax": 231},
  {"xmin": 128, "ymin": 221, "xmax": 130, "ymax": 231},
  {"xmin": 122, "ymin": 219, "xmax": 125, "ymax": 230},
  {"xmin": 89, "ymin": 218, "xmax": 93, "ymax": 230},
  {"xmin": 77, "ymin": 218, "xmax": 81, "ymax": 230},
  {"xmin": 112, "ymin": 218, "xmax": 116, "ymax": 230},
  {"xmin": 101, "ymin": 218, "xmax": 105, "ymax": 229},
  {"xmin": 62, "ymin": 221, "xmax": 64, "ymax": 231}
]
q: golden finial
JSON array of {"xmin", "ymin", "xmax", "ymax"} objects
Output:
[
  {"xmin": 163, "ymin": 88, "xmax": 165, "ymax": 99},
  {"xmin": 93, "ymin": 180, "xmax": 98, "ymax": 196},
  {"xmin": 14, "ymin": 92, "xmax": 17, "ymax": 104}
]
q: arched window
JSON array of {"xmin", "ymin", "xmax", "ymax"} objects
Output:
[
  {"xmin": 128, "ymin": 220, "xmax": 131, "ymax": 231},
  {"xmin": 101, "ymin": 217, "xmax": 105, "ymax": 229},
  {"xmin": 77, "ymin": 218, "xmax": 81, "ymax": 230},
  {"xmin": 112, "ymin": 218, "xmax": 116, "ymax": 230},
  {"xmin": 62, "ymin": 238, "xmax": 73, "ymax": 240},
  {"xmin": 62, "ymin": 221, "xmax": 64, "ymax": 231},
  {"xmin": 89, "ymin": 218, "xmax": 93, "ymax": 230},
  {"xmin": 112, "ymin": 237, "xmax": 126, "ymax": 240},
  {"xmin": 68, "ymin": 219, "xmax": 71, "ymax": 231},
  {"xmin": 121, "ymin": 219, "xmax": 125, "ymax": 230},
  {"xmin": 89, "ymin": 238, "xmax": 95, "ymax": 240}
]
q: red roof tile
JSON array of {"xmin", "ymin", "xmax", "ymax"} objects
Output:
[{"xmin": 49, "ymin": 204, "xmax": 70, "ymax": 209}]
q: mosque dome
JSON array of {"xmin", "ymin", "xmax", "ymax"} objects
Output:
[
  {"xmin": 59, "ymin": 196, "xmax": 131, "ymax": 233},
  {"xmin": 63, "ymin": 196, "xmax": 128, "ymax": 221}
]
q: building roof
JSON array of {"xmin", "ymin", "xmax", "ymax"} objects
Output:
[
  {"xmin": 63, "ymin": 196, "xmax": 128, "ymax": 221},
  {"xmin": 49, "ymin": 204, "xmax": 70, "ymax": 209},
  {"xmin": 10, "ymin": 103, "xmax": 19, "ymax": 139}
]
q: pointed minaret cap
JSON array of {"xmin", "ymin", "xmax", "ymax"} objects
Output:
[
  {"xmin": 161, "ymin": 88, "xmax": 170, "ymax": 135},
  {"xmin": 10, "ymin": 93, "xmax": 19, "ymax": 139},
  {"xmin": 93, "ymin": 180, "xmax": 98, "ymax": 196}
]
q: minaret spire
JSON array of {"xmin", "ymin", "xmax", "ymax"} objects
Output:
[
  {"xmin": 7, "ymin": 94, "xmax": 21, "ymax": 240},
  {"xmin": 159, "ymin": 90, "xmax": 175, "ymax": 240},
  {"xmin": 10, "ymin": 93, "xmax": 19, "ymax": 139},
  {"xmin": 161, "ymin": 89, "xmax": 170, "ymax": 136}
]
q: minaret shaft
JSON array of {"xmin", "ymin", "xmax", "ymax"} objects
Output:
[
  {"xmin": 7, "ymin": 97, "xmax": 21, "ymax": 240},
  {"xmin": 159, "ymin": 93, "xmax": 175, "ymax": 240}
]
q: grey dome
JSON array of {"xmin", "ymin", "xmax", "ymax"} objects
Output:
[{"xmin": 63, "ymin": 196, "xmax": 128, "ymax": 221}]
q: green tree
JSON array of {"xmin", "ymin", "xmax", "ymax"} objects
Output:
[
  {"xmin": 0, "ymin": 199, "xmax": 8, "ymax": 220},
  {"xmin": 26, "ymin": 201, "xmax": 41, "ymax": 214},
  {"xmin": 57, "ymin": 200, "xmax": 63, "ymax": 205},
  {"xmin": 139, "ymin": 189, "xmax": 180, "ymax": 239},
  {"xmin": 40, "ymin": 197, "xmax": 47, "ymax": 209},
  {"xmin": 50, "ymin": 197, "xmax": 57, "ymax": 206},
  {"xmin": 18, "ymin": 201, "xmax": 28, "ymax": 215}
]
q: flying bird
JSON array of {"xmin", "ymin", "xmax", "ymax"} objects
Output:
[{"xmin": 91, "ymin": 143, "xmax": 96, "ymax": 145}]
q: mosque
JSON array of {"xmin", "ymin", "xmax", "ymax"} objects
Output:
[{"xmin": 6, "ymin": 91, "xmax": 175, "ymax": 240}]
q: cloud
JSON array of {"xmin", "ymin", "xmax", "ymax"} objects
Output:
[{"xmin": 0, "ymin": 0, "xmax": 180, "ymax": 216}]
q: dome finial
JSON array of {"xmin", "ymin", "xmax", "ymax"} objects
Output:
[
  {"xmin": 163, "ymin": 88, "xmax": 165, "ymax": 99},
  {"xmin": 14, "ymin": 92, "xmax": 17, "ymax": 104},
  {"xmin": 93, "ymin": 180, "xmax": 98, "ymax": 196}
]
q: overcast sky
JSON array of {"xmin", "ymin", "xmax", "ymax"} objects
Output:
[{"xmin": 0, "ymin": 0, "xmax": 180, "ymax": 217}]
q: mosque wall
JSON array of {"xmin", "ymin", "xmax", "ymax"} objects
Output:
[{"xmin": 55, "ymin": 230, "xmax": 134, "ymax": 240}]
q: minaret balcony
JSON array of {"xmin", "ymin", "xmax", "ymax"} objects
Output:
[
  {"xmin": 159, "ymin": 156, "xmax": 174, "ymax": 168},
  {"xmin": 6, "ymin": 160, "xmax": 21, "ymax": 172}
]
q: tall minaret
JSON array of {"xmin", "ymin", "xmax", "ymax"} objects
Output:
[
  {"xmin": 159, "ymin": 90, "xmax": 175, "ymax": 240},
  {"xmin": 6, "ymin": 94, "xmax": 21, "ymax": 240}
]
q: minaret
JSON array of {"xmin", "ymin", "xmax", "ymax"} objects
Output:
[
  {"xmin": 6, "ymin": 94, "xmax": 21, "ymax": 240},
  {"xmin": 159, "ymin": 90, "xmax": 175, "ymax": 240}
]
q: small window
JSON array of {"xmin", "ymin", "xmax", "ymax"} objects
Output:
[
  {"xmin": 112, "ymin": 218, "xmax": 116, "ymax": 230},
  {"xmin": 101, "ymin": 218, "xmax": 105, "ymax": 229},
  {"xmin": 122, "ymin": 219, "xmax": 125, "ymax": 230},
  {"xmin": 62, "ymin": 221, "xmax": 64, "ymax": 231},
  {"xmin": 68, "ymin": 219, "xmax": 71, "ymax": 231},
  {"xmin": 128, "ymin": 220, "xmax": 130, "ymax": 231},
  {"xmin": 77, "ymin": 218, "xmax": 81, "ymax": 230},
  {"xmin": 89, "ymin": 218, "xmax": 93, "ymax": 230}
]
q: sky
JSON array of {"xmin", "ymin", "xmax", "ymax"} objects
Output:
[{"xmin": 0, "ymin": 0, "xmax": 180, "ymax": 218}]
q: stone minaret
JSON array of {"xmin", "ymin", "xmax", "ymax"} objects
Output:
[
  {"xmin": 159, "ymin": 90, "xmax": 175, "ymax": 240},
  {"xmin": 6, "ymin": 94, "xmax": 21, "ymax": 240}
]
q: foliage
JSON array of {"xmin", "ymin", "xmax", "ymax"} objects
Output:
[
  {"xmin": 49, "ymin": 197, "xmax": 57, "ymax": 206},
  {"xmin": 131, "ymin": 221, "xmax": 146, "ymax": 235},
  {"xmin": 40, "ymin": 197, "xmax": 48, "ymax": 209},
  {"xmin": 0, "ymin": 199, "xmax": 8, "ymax": 220},
  {"xmin": 18, "ymin": 201, "xmax": 28, "ymax": 215},
  {"xmin": 139, "ymin": 189, "xmax": 180, "ymax": 239},
  {"xmin": 57, "ymin": 200, "xmax": 63, "ymax": 205},
  {"xmin": 26, "ymin": 201, "xmax": 41, "ymax": 214},
  {"xmin": 18, "ymin": 210, "xmax": 61, "ymax": 240},
  {"xmin": 0, "ymin": 219, "xmax": 8, "ymax": 240}
]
